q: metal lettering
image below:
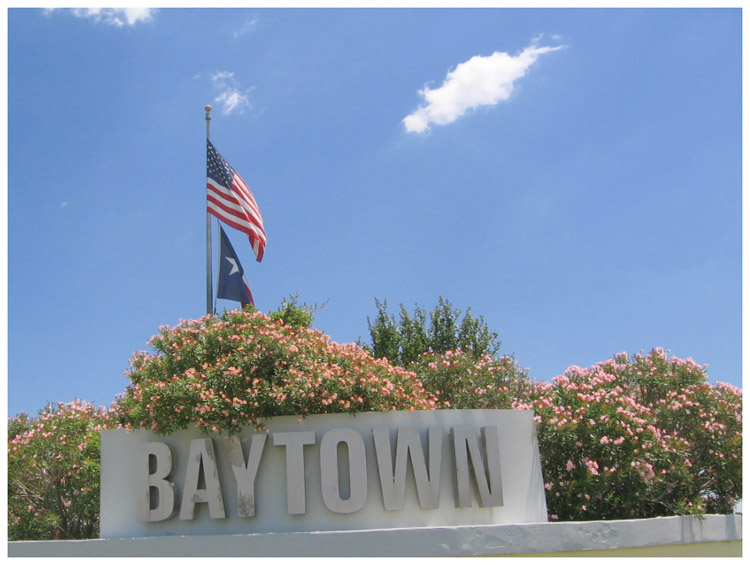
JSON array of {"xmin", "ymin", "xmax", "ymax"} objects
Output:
[
  {"xmin": 136, "ymin": 442, "xmax": 175, "ymax": 522},
  {"xmin": 453, "ymin": 426, "xmax": 503, "ymax": 508},
  {"xmin": 373, "ymin": 427, "xmax": 443, "ymax": 510},
  {"xmin": 273, "ymin": 431, "xmax": 316, "ymax": 515},
  {"xmin": 179, "ymin": 438, "xmax": 226, "ymax": 520},
  {"xmin": 319, "ymin": 428, "xmax": 368, "ymax": 513},
  {"xmin": 224, "ymin": 434, "xmax": 267, "ymax": 518}
]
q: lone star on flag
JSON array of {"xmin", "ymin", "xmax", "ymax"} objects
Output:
[
  {"xmin": 217, "ymin": 226, "xmax": 254, "ymax": 306},
  {"xmin": 225, "ymin": 257, "xmax": 241, "ymax": 276}
]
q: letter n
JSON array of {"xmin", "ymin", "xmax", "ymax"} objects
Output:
[{"xmin": 452, "ymin": 426, "xmax": 503, "ymax": 508}]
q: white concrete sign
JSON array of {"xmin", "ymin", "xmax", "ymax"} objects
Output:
[{"xmin": 100, "ymin": 409, "xmax": 547, "ymax": 539}]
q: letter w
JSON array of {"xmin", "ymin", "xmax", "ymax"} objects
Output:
[{"xmin": 373, "ymin": 427, "xmax": 442, "ymax": 510}]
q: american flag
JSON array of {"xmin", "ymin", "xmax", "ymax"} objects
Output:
[{"xmin": 206, "ymin": 140, "xmax": 266, "ymax": 262}]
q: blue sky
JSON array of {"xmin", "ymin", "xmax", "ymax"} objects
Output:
[{"xmin": 6, "ymin": 7, "xmax": 742, "ymax": 417}]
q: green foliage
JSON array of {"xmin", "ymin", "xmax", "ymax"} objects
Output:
[
  {"xmin": 365, "ymin": 297, "xmax": 501, "ymax": 366},
  {"xmin": 7, "ymin": 401, "xmax": 116, "ymax": 540},
  {"xmin": 267, "ymin": 294, "xmax": 321, "ymax": 329}
]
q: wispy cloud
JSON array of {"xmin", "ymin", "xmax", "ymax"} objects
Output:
[
  {"xmin": 233, "ymin": 17, "xmax": 259, "ymax": 38},
  {"xmin": 47, "ymin": 8, "xmax": 156, "ymax": 27},
  {"xmin": 403, "ymin": 40, "xmax": 563, "ymax": 134},
  {"xmin": 208, "ymin": 71, "xmax": 253, "ymax": 115}
]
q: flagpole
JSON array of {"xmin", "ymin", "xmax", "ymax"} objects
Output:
[{"xmin": 205, "ymin": 104, "xmax": 214, "ymax": 315}]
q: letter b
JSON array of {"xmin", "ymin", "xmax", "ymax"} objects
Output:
[{"xmin": 136, "ymin": 442, "xmax": 175, "ymax": 522}]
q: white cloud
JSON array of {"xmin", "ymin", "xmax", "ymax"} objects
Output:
[
  {"xmin": 50, "ymin": 8, "xmax": 156, "ymax": 27},
  {"xmin": 403, "ymin": 42, "xmax": 563, "ymax": 134},
  {"xmin": 234, "ymin": 17, "xmax": 259, "ymax": 38},
  {"xmin": 209, "ymin": 71, "xmax": 253, "ymax": 115},
  {"xmin": 210, "ymin": 71, "xmax": 235, "ymax": 82},
  {"xmin": 215, "ymin": 89, "xmax": 251, "ymax": 115}
]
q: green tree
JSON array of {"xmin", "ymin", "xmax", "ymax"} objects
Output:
[
  {"xmin": 267, "ymin": 294, "xmax": 324, "ymax": 329},
  {"xmin": 364, "ymin": 297, "xmax": 501, "ymax": 367}
]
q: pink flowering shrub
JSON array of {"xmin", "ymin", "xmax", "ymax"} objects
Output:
[
  {"xmin": 521, "ymin": 349, "xmax": 742, "ymax": 521},
  {"xmin": 407, "ymin": 348, "xmax": 532, "ymax": 409},
  {"xmin": 9, "ymin": 310, "xmax": 742, "ymax": 542},
  {"xmin": 7, "ymin": 400, "xmax": 117, "ymax": 540},
  {"xmin": 115, "ymin": 309, "xmax": 438, "ymax": 435}
]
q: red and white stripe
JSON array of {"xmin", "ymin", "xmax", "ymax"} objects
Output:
[
  {"xmin": 241, "ymin": 274, "xmax": 255, "ymax": 307},
  {"xmin": 207, "ymin": 172, "xmax": 266, "ymax": 262}
]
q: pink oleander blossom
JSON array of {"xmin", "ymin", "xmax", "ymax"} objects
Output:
[
  {"xmin": 117, "ymin": 308, "xmax": 438, "ymax": 435},
  {"xmin": 530, "ymin": 348, "xmax": 741, "ymax": 522},
  {"xmin": 9, "ymin": 400, "xmax": 119, "ymax": 540}
]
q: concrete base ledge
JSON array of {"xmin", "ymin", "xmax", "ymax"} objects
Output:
[{"xmin": 8, "ymin": 514, "xmax": 742, "ymax": 557}]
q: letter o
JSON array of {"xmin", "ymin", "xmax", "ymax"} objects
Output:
[{"xmin": 319, "ymin": 428, "xmax": 368, "ymax": 513}]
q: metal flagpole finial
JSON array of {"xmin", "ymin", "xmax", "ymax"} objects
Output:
[{"xmin": 205, "ymin": 105, "xmax": 212, "ymax": 119}]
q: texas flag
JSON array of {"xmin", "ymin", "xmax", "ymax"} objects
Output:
[{"xmin": 217, "ymin": 226, "xmax": 254, "ymax": 307}]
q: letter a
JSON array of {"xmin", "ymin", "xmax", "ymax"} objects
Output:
[{"xmin": 180, "ymin": 438, "xmax": 226, "ymax": 520}]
